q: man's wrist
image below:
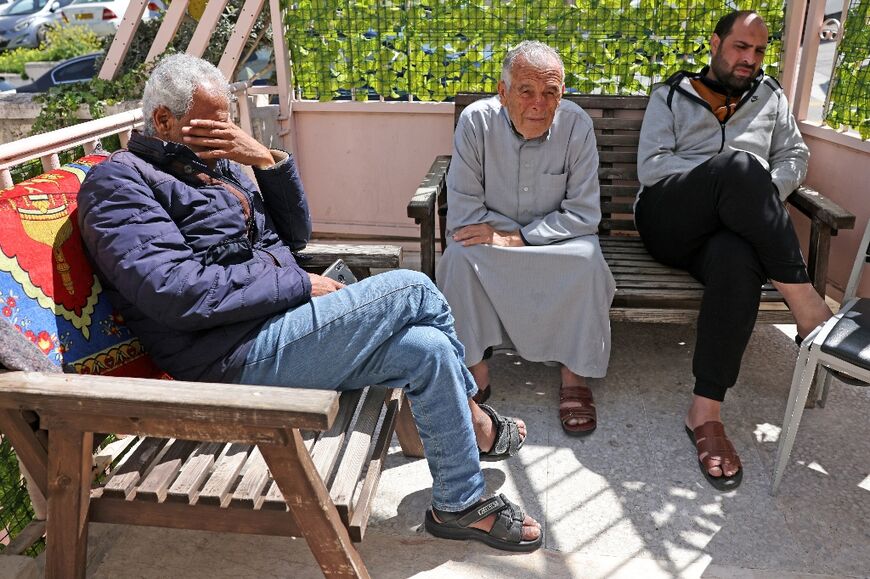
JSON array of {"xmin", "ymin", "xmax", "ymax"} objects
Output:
[{"xmin": 253, "ymin": 149, "xmax": 287, "ymax": 170}]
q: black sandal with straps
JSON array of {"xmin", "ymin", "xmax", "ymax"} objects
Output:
[
  {"xmin": 477, "ymin": 403, "xmax": 524, "ymax": 462},
  {"xmin": 424, "ymin": 493, "xmax": 542, "ymax": 552}
]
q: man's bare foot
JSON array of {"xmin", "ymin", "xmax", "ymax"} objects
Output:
[{"xmin": 686, "ymin": 395, "xmax": 739, "ymax": 478}]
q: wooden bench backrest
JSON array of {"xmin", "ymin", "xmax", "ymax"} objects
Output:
[{"xmin": 453, "ymin": 93, "xmax": 648, "ymax": 236}]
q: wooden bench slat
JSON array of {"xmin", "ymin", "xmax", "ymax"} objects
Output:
[
  {"xmin": 601, "ymin": 202, "xmax": 637, "ymax": 213},
  {"xmin": 166, "ymin": 442, "xmax": 224, "ymax": 504},
  {"xmin": 601, "ymin": 246, "xmax": 653, "ymax": 256},
  {"xmin": 600, "ymin": 218, "xmax": 637, "ymax": 231},
  {"xmin": 598, "ymin": 167, "xmax": 638, "ymax": 180},
  {"xmin": 260, "ymin": 480, "xmax": 287, "ymax": 511},
  {"xmin": 93, "ymin": 435, "xmax": 138, "ymax": 475},
  {"xmin": 196, "ymin": 443, "xmax": 251, "ymax": 507},
  {"xmin": 229, "ymin": 446, "xmax": 270, "ymax": 509},
  {"xmin": 598, "ymin": 151, "xmax": 638, "ymax": 164},
  {"xmin": 607, "ymin": 259, "xmax": 666, "ymax": 269},
  {"xmin": 566, "ymin": 95, "xmax": 650, "ymax": 109},
  {"xmin": 310, "ymin": 389, "xmax": 364, "ymax": 481},
  {"xmin": 595, "ymin": 134, "xmax": 640, "ymax": 147},
  {"xmin": 347, "ymin": 392, "xmax": 401, "ymax": 541},
  {"xmin": 599, "ymin": 237, "xmax": 645, "ymax": 245},
  {"xmin": 613, "ymin": 273, "xmax": 698, "ymax": 282},
  {"xmin": 591, "ymin": 117, "xmax": 643, "ymax": 130},
  {"xmin": 600, "ymin": 184, "xmax": 640, "ymax": 197},
  {"xmin": 330, "ymin": 388, "xmax": 390, "ymax": 516},
  {"xmin": 615, "ymin": 280, "xmax": 705, "ymax": 289},
  {"xmin": 135, "ymin": 439, "xmax": 201, "ymax": 502},
  {"xmin": 102, "ymin": 437, "xmax": 169, "ymax": 499}
]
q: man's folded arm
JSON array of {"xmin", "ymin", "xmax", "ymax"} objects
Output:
[{"xmin": 245, "ymin": 149, "xmax": 313, "ymax": 251}]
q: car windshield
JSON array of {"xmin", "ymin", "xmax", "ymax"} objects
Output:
[{"xmin": 5, "ymin": 0, "xmax": 47, "ymax": 16}]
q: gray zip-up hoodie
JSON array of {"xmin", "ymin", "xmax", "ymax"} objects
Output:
[{"xmin": 637, "ymin": 68, "xmax": 808, "ymax": 202}]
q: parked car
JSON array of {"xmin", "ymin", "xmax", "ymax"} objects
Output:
[
  {"xmin": 0, "ymin": 0, "xmax": 73, "ymax": 50},
  {"xmin": 60, "ymin": 0, "xmax": 162, "ymax": 37},
  {"xmin": 15, "ymin": 51, "xmax": 98, "ymax": 92}
]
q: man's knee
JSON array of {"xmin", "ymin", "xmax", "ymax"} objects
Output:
[
  {"xmin": 697, "ymin": 233, "xmax": 765, "ymax": 290},
  {"xmin": 398, "ymin": 326, "xmax": 457, "ymax": 375},
  {"xmin": 708, "ymin": 151, "xmax": 771, "ymax": 193},
  {"xmin": 377, "ymin": 268, "xmax": 438, "ymax": 293}
]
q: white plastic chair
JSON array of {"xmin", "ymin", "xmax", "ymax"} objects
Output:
[{"xmin": 771, "ymin": 219, "xmax": 870, "ymax": 494}]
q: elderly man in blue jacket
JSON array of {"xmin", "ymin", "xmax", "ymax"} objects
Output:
[{"xmin": 78, "ymin": 53, "xmax": 541, "ymax": 552}]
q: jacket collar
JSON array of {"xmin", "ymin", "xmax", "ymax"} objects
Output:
[
  {"xmin": 688, "ymin": 65, "xmax": 764, "ymax": 97},
  {"xmin": 127, "ymin": 131, "xmax": 230, "ymax": 177}
]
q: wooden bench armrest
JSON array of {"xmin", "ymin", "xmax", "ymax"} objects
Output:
[
  {"xmin": 0, "ymin": 371, "xmax": 339, "ymax": 434},
  {"xmin": 299, "ymin": 243, "xmax": 402, "ymax": 270},
  {"xmin": 407, "ymin": 155, "xmax": 451, "ymax": 280},
  {"xmin": 787, "ymin": 186, "xmax": 856, "ymax": 231},
  {"xmin": 786, "ymin": 186, "xmax": 857, "ymax": 295}
]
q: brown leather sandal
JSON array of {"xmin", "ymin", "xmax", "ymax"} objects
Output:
[
  {"xmin": 559, "ymin": 384, "xmax": 597, "ymax": 436},
  {"xmin": 685, "ymin": 421, "xmax": 743, "ymax": 491}
]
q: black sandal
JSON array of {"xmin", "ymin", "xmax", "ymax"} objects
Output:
[
  {"xmin": 472, "ymin": 384, "xmax": 491, "ymax": 404},
  {"xmin": 425, "ymin": 493, "xmax": 542, "ymax": 552},
  {"xmin": 477, "ymin": 403, "xmax": 524, "ymax": 462}
]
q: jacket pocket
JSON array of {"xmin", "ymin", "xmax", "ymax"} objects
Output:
[{"xmin": 204, "ymin": 237, "xmax": 254, "ymax": 266}]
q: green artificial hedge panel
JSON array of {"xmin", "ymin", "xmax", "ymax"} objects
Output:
[
  {"xmin": 282, "ymin": 0, "xmax": 786, "ymax": 101},
  {"xmin": 825, "ymin": 0, "xmax": 870, "ymax": 139}
]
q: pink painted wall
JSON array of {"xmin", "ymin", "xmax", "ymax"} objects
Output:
[
  {"xmin": 795, "ymin": 124, "xmax": 869, "ymax": 301},
  {"xmin": 291, "ymin": 101, "xmax": 454, "ymax": 239},
  {"xmin": 290, "ymin": 102, "xmax": 867, "ymax": 300}
]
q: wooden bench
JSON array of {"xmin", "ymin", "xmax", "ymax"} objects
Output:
[
  {"xmin": 0, "ymin": 109, "xmax": 424, "ymax": 579},
  {"xmin": 408, "ymin": 93, "xmax": 856, "ymax": 324}
]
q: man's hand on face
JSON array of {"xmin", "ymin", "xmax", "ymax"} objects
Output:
[
  {"xmin": 308, "ymin": 273, "xmax": 345, "ymax": 297},
  {"xmin": 181, "ymin": 118, "xmax": 275, "ymax": 169},
  {"xmin": 453, "ymin": 224, "xmax": 525, "ymax": 247}
]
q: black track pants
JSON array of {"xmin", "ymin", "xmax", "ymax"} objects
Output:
[{"xmin": 635, "ymin": 151, "xmax": 809, "ymax": 401}]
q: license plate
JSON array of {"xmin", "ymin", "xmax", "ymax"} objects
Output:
[{"xmin": 76, "ymin": 13, "xmax": 93, "ymax": 19}]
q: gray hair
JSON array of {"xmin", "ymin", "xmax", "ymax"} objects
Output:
[
  {"xmin": 501, "ymin": 41, "xmax": 564, "ymax": 88},
  {"xmin": 142, "ymin": 54, "xmax": 231, "ymax": 136}
]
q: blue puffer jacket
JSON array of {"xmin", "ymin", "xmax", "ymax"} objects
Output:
[{"xmin": 78, "ymin": 132, "xmax": 312, "ymax": 382}]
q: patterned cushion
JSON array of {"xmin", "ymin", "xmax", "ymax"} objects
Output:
[{"xmin": 0, "ymin": 155, "xmax": 169, "ymax": 379}]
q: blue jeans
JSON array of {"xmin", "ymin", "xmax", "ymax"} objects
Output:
[{"xmin": 236, "ymin": 269, "xmax": 485, "ymax": 512}]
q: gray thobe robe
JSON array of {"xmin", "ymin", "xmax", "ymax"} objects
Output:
[{"xmin": 436, "ymin": 97, "xmax": 615, "ymax": 377}]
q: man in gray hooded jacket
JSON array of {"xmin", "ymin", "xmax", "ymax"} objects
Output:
[{"xmin": 635, "ymin": 10, "xmax": 832, "ymax": 491}]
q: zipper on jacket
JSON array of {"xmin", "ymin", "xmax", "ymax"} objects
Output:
[{"xmin": 671, "ymin": 74, "xmax": 764, "ymax": 155}]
